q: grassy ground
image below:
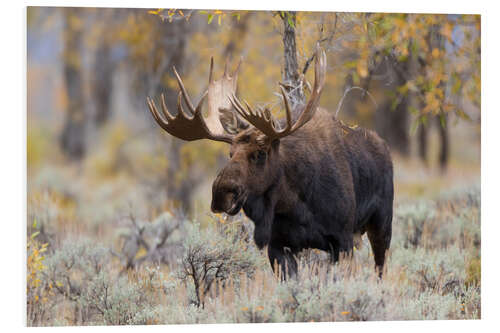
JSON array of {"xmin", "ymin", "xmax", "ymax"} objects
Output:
[{"xmin": 26, "ymin": 153, "xmax": 481, "ymax": 325}]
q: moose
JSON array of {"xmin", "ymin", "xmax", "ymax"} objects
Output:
[{"xmin": 146, "ymin": 46, "xmax": 393, "ymax": 278}]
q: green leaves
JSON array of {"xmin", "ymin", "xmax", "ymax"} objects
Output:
[
  {"xmin": 207, "ymin": 13, "xmax": 214, "ymax": 24},
  {"xmin": 287, "ymin": 14, "xmax": 295, "ymax": 29},
  {"xmin": 199, "ymin": 10, "xmax": 235, "ymax": 25}
]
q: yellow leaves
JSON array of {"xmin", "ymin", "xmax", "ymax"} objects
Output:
[
  {"xmin": 356, "ymin": 61, "xmax": 368, "ymax": 78},
  {"xmin": 440, "ymin": 22, "xmax": 454, "ymax": 42},
  {"xmin": 135, "ymin": 246, "xmax": 148, "ymax": 260},
  {"xmin": 200, "ymin": 10, "xmax": 227, "ymax": 25},
  {"xmin": 147, "ymin": 8, "xmax": 164, "ymax": 15},
  {"xmin": 397, "ymin": 83, "xmax": 409, "ymax": 96},
  {"xmin": 341, "ymin": 311, "xmax": 351, "ymax": 316},
  {"xmin": 68, "ymin": 14, "xmax": 83, "ymax": 31},
  {"xmin": 148, "ymin": 9, "xmax": 192, "ymax": 23},
  {"xmin": 423, "ymin": 91, "xmax": 440, "ymax": 114},
  {"xmin": 240, "ymin": 305, "xmax": 264, "ymax": 312},
  {"xmin": 432, "ymin": 48, "xmax": 441, "ymax": 59},
  {"xmin": 27, "ymin": 229, "xmax": 49, "ymax": 298},
  {"xmin": 393, "ymin": 16, "xmax": 407, "ymax": 29},
  {"xmin": 214, "ymin": 213, "xmax": 227, "ymax": 225},
  {"xmin": 422, "ymin": 87, "xmax": 445, "ymax": 115}
]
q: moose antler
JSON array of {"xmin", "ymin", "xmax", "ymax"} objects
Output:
[
  {"xmin": 146, "ymin": 65, "xmax": 234, "ymax": 144},
  {"xmin": 228, "ymin": 45, "xmax": 327, "ymax": 140},
  {"xmin": 206, "ymin": 57, "xmax": 244, "ymax": 134}
]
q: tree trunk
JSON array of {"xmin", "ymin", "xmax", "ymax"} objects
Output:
[
  {"xmin": 60, "ymin": 7, "xmax": 86, "ymax": 160},
  {"xmin": 437, "ymin": 113, "xmax": 449, "ymax": 171},
  {"xmin": 372, "ymin": 54, "xmax": 410, "ymax": 156},
  {"xmin": 416, "ymin": 24, "xmax": 449, "ymax": 170},
  {"xmin": 223, "ymin": 12, "xmax": 252, "ymax": 58},
  {"xmin": 92, "ymin": 41, "xmax": 115, "ymax": 126},
  {"xmin": 375, "ymin": 96, "xmax": 410, "ymax": 156},
  {"xmin": 281, "ymin": 12, "xmax": 305, "ymax": 110},
  {"xmin": 417, "ymin": 121, "xmax": 428, "ymax": 164},
  {"xmin": 155, "ymin": 19, "xmax": 194, "ymax": 211},
  {"xmin": 431, "ymin": 25, "xmax": 449, "ymax": 171}
]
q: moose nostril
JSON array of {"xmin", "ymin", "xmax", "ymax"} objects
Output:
[
  {"xmin": 228, "ymin": 187, "xmax": 241, "ymax": 199},
  {"xmin": 212, "ymin": 185, "xmax": 240, "ymax": 213}
]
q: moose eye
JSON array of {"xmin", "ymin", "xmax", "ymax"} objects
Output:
[{"xmin": 250, "ymin": 150, "xmax": 267, "ymax": 165}]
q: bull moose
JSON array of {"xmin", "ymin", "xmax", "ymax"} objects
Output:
[{"xmin": 146, "ymin": 46, "xmax": 393, "ymax": 278}]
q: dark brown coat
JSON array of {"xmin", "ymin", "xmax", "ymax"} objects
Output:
[{"xmin": 211, "ymin": 109, "xmax": 393, "ymax": 277}]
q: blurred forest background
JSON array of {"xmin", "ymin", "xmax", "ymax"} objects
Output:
[{"xmin": 27, "ymin": 7, "xmax": 481, "ymax": 326}]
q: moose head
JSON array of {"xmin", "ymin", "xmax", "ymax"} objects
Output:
[{"xmin": 146, "ymin": 46, "xmax": 327, "ymax": 216}]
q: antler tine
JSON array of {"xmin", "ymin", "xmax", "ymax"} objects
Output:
[
  {"xmin": 233, "ymin": 56, "xmax": 242, "ymax": 79},
  {"xmin": 176, "ymin": 91, "xmax": 189, "ymax": 120},
  {"xmin": 279, "ymin": 85, "xmax": 293, "ymax": 131},
  {"xmin": 229, "ymin": 93, "xmax": 283, "ymax": 138},
  {"xmin": 147, "ymin": 68, "xmax": 233, "ymax": 144},
  {"xmin": 209, "ymin": 57, "xmax": 214, "ymax": 84},
  {"xmin": 160, "ymin": 94, "xmax": 175, "ymax": 121},
  {"xmin": 147, "ymin": 96, "xmax": 170, "ymax": 132},
  {"xmin": 226, "ymin": 45, "xmax": 327, "ymax": 140},
  {"xmin": 289, "ymin": 44, "xmax": 326, "ymax": 132},
  {"xmin": 172, "ymin": 66, "xmax": 196, "ymax": 114},
  {"xmin": 228, "ymin": 93, "xmax": 248, "ymax": 117}
]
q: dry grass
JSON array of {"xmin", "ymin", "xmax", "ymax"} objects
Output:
[{"xmin": 27, "ymin": 175, "xmax": 481, "ymax": 325}]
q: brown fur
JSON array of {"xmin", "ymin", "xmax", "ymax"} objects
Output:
[{"xmin": 211, "ymin": 109, "xmax": 394, "ymax": 278}]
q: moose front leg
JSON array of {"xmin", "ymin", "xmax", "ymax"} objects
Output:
[
  {"xmin": 246, "ymin": 193, "xmax": 278, "ymax": 249},
  {"xmin": 268, "ymin": 245, "xmax": 298, "ymax": 280}
]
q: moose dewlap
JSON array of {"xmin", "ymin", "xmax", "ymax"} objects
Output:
[{"xmin": 147, "ymin": 45, "xmax": 393, "ymax": 278}]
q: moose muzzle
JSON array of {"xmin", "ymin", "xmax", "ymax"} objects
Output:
[{"xmin": 211, "ymin": 165, "xmax": 247, "ymax": 215}]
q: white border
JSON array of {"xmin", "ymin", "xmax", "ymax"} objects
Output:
[{"xmin": 4, "ymin": 0, "xmax": 499, "ymax": 331}]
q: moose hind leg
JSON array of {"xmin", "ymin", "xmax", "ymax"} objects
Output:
[
  {"xmin": 268, "ymin": 245, "xmax": 298, "ymax": 280},
  {"xmin": 366, "ymin": 210, "xmax": 392, "ymax": 277}
]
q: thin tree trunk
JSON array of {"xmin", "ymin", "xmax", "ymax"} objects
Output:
[
  {"xmin": 417, "ymin": 121, "xmax": 428, "ymax": 164},
  {"xmin": 281, "ymin": 12, "xmax": 305, "ymax": 110},
  {"xmin": 431, "ymin": 25, "xmax": 450, "ymax": 171},
  {"xmin": 92, "ymin": 41, "xmax": 115, "ymax": 126},
  {"xmin": 373, "ymin": 54, "xmax": 410, "ymax": 156},
  {"xmin": 156, "ymin": 19, "xmax": 194, "ymax": 211},
  {"xmin": 437, "ymin": 113, "xmax": 449, "ymax": 171},
  {"xmin": 223, "ymin": 12, "xmax": 252, "ymax": 58},
  {"xmin": 417, "ymin": 24, "xmax": 449, "ymax": 170},
  {"xmin": 60, "ymin": 7, "xmax": 86, "ymax": 160}
]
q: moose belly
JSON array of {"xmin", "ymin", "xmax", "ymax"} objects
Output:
[{"xmin": 271, "ymin": 214, "xmax": 331, "ymax": 252}]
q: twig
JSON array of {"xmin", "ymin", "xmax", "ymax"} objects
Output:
[
  {"xmin": 335, "ymin": 86, "xmax": 378, "ymax": 118},
  {"xmin": 302, "ymin": 13, "xmax": 337, "ymax": 75}
]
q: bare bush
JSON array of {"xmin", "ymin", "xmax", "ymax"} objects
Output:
[
  {"xmin": 178, "ymin": 218, "xmax": 264, "ymax": 307},
  {"xmin": 113, "ymin": 211, "xmax": 183, "ymax": 270}
]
